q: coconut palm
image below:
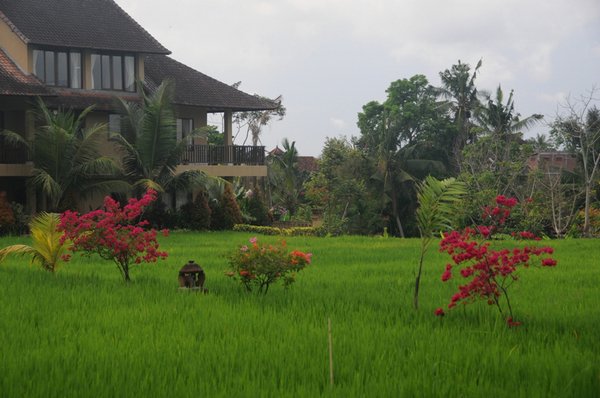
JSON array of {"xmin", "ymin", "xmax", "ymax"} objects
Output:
[
  {"xmin": 437, "ymin": 59, "xmax": 482, "ymax": 172},
  {"xmin": 0, "ymin": 212, "xmax": 69, "ymax": 272},
  {"xmin": 112, "ymin": 80, "xmax": 206, "ymax": 199},
  {"xmin": 414, "ymin": 176, "xmax": 466, "ymax": 309},
  {"xmin": 0, "ymin": 99, "xmax": 126, "ymax": 212}
]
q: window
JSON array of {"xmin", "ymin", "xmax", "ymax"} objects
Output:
[
  {"xmin": 177, "ymin": 118, "xmax": 194, "ymax": 142},
  {"xmin": 91, "ymin": 53, "xmax": 135, "ymax": 92},
  {"xmin": 32, "ymin": 49, "xmax": 81, "ymax": 88},
  {"xmin": 108, "ymin": 114, "xmax": 122, "ymax": 138}
]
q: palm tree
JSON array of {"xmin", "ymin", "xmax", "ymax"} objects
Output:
[
  {"xmin": 112, "ymin": 80, "xmax": 206, "ymax": 200},
  {"xmin": 269, "ymin": 138, "xmax": 301, "ymax": 214},
  {"xmin": 0, "ymin": 99, "xmax": 125, "ymax": 212},
  {"xmin": 437, "ymin": 59, "xmax": 482, "ymax": 172},
  {"xmin": 0, "ymin": 212, "xmax": 69, "ymax": 272}
]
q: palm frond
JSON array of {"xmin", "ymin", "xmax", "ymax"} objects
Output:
[
  {"xmin": 0, "ymin": 213, "xmax": 67, "ymax": 272},
  {"xmin": 416, "ymin": 176, "xmax": 466, "ymax": 238}
]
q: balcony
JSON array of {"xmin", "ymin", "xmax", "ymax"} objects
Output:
[
  {"xmin": 0, "ymin": 137, "xmax": 30, "ymax": 164},
  {"xmin": 177, "ymin": 145, "xmax": 267, "ymax": 177},
  {"xmin": 180, "ymin": 145, "xmax": 265, "ymax": 165}
]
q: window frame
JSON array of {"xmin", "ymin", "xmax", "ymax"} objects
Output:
[
  {"xmin": 32, "ymin": 47, "xmax": 82, "ymax": 88},
  {"xmin": 176, "ymin": 118, "xmax": 194, "ymax": 143},
  {"xmin": 91, "ymin": 52, "xmax": 136, "ymax": 92}
]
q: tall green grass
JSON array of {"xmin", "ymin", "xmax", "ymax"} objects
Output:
[{"xmin": 0, "ymin": 232, "xmax": 598, "ymax": 397}]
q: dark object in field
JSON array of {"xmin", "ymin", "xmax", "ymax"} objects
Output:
[{"xmin": 178, "ymin": 260, "xmax": 206, "ymax": 291}]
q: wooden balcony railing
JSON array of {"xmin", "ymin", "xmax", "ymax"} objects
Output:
[
  {"xmin": 180, "ymin": 145, "xmax": 265, "ymax": 166},
  {"xmin": 0, "ymin": 137, "xmax": 30, "ymax": 164}
]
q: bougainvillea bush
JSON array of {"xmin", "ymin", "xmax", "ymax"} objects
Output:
[
  {"xmin": 227, "ymin": 237, "xmax": 312, "ymax": 293},
  {"xmin": 58, "ymin": 189, "xmax": 168, "ymax": 282},
  {"xmin": 436, "ymin": 195, "xmax": 557, "ymax": 326}
]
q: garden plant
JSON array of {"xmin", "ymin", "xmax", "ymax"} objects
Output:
[
  {"xmin": 58, "ymin": 189, "xmax": 168, "ymax": 282},
  {"xmin": 227, "ymin": 236, "xmax": 312, "ymax": 293},
  {"xmin": 436, "ymin": 195, "xmax": 557, "ymax": 325}
]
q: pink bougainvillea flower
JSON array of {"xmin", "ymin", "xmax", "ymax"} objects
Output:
[{"xmin": 249, "ymin": 237, "xmax": 258, "ymax": 244}]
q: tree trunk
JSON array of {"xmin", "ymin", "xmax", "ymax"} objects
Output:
[
  {"xmin": 583, "ymin": 183, "xmax": 592, "ymax": 237},
  {"xmin": 390, "ymin": 188, "xmax": 405, "ymax": 238}
]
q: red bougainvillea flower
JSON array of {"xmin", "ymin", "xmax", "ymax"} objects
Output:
[{"xmin": 435, "ymin": 308, "xmax": 445, "ymax": 317}]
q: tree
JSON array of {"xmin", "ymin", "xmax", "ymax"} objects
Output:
[
  {"xmin": 269, "ymin": 138, "xmax": 302, "ymax": 214},
  {"xmin": 437, "ymin": 59, "xmax": 482, "ymax": 172},
  {"xmin": 113, "ymin": 80, "xmax": 206, "ymax": 200},
  {"xmin": 232, "ymin": 86, "xmax": 286, "ymax": 146},
  {"xmin": 474, "ymin": 85, "xmax": 543, "ymax": 164},
  {"xmin": 357, "ymin": 75, "xmax": 450, "ymax": 236},
  {"xmin": 0, "ymin": 212, "xmax": 69, "ymax": 272},
  {"xmin": 0, "ymin": 100, "xmax": 125, "ymax": 212},
  {"xmin": 550, "ymin": 88, "xmax": 600, "ymax": 236}
]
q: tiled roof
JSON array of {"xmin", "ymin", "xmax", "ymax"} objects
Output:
[
  {"xmin": 297, "ymin": 156, "xmax": 319, "ymax": 173},
  {"xmin": 43, "ymin": 88, "xmax": 140, "ymax": 112},
  {"xmin": 0, "ymin": 49, "xmax": 51, "ymax": 96},
  {"xmin": 144, "ymin": 54, "xmax": 279, "ymax": 112},
  {"xmin": 0, "ymin": 0, "xmax": 169, "ymax": 54}
]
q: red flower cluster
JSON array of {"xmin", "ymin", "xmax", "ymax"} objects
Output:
[
  {"xmin": 437, "ymin": 195, "xmax": 557, "ymax": 325},
  {"xmin": 58, "ymin": 189, "xmax": 168, "ymax": 282}
]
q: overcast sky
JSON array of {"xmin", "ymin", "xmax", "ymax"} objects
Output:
[{"xmin": 116, "ymin": 0, "xmax": 600, "ymax": 156}]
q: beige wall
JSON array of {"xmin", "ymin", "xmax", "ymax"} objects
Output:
[
  {"xmin": 174, "ymin": 104, "xmax": 208, "ymax": 144},
  {"xmin": 0, "ymin": 18, "xmax": 28, "ymax": 71}
]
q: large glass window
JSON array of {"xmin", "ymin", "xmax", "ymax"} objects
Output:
[
  {"xmin": 92, "ymin": 53, "xmax": 135, "ymax": 92},
  {"xmin": 177, "ymin": 118, "xmax": 194, "ymax": 142},
  {"xmin": 32, "ymin": 48, "xmax": 81, "ymax": 88},
  {"xmin": 70, "ymin": 52, "xmax": 82, "ymax": 88}
]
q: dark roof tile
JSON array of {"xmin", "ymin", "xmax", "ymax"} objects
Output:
[
  {"xmin": 0, "ymin": 49, "xmax": 51, "ymax": 96},
  {"xmin": 0, "ymin": 0, "xmax": 169, "ymax": 54},
  {"xmin": 144, "ymin": 54, "xmax": 278, "ymax": 112}
]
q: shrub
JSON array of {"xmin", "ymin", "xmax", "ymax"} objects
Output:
[
  {"xmin": 0, "ymin": 212, "xmax": 69, "ymax": 272},
  {"xmin": 0, "ymin": 191, "xmax": 15, "ymax": 235},
  {"xmin": 58, "ymin": 189, "xmax": 169, "ymax": 282},
  {"xmin": 233, "ymin": 224, "xmax": 324, "ymax": 236},
  {"xmin": 180, "ymin": 189, "xmax": 211, "ymax": 230},
  {"xmin": 211, "ymin": 184, "xmax": 243, "ymax": 230},
  {"xmin": 226, "ymin": 236, "xmax": 312, "ymax": 293}
]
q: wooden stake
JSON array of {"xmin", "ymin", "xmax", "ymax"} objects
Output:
[{"xmin": 328, "ymin": 317, "xmax": 334, "ymax": 386}]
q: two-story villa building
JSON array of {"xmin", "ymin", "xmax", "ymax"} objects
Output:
[{"xmin": 0, "ymin": 0, "xmax": 277, "ymax": 212}]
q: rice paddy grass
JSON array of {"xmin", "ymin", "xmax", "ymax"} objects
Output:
[{"xmin": 0, "ymin": 232, "xmax": 598, "ymax": 397}]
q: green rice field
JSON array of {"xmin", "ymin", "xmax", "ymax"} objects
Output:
[{"xmin": 0, "ymin": 232, "xmax": 598, "ymax": 397}]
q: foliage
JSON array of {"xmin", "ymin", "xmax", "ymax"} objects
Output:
[
  {"xmin": 549, "ymin": 89, "xmax": 600, "ymax": 237},
  {"xmin": 414, "ymin": 176, "xmax": 466, "ymax": 309},
  {"xmin": 210, "ymin": 184, "xmax": 243, "ymax": 230},
  {"xmin": 268, "ymin": 138, "xmax": 305, "ymax": 215},
  {"xmin": 58, "ymin": 189, "xmax": 168, "ymax": 282},
  {"xmin": 0, "ymin": 212, "xmax": 69, "ymax": 272},
  {"xmin": 568, "ymin": 206, "xmax": 600, "ymax": 237},
  {"xmin": 179, "ymin": 189, "xmax": 211, "ymax": 230},
  {"xmin": 113, "ymin": 79, "xmax": 205, "ymax": 197},
  {"xmin": 240, "ymin": 188, "xmax": 271, "ymax": 226},
  {"xmin": 233, "ymin": 224, "xmax": 324, "ymax": 236},
  {"xmin": 437, "ymin": 59, "xmax": 482, "ymax": 172},
  {"xmin": 0, "ymin": 99, "xmax": 125, "ymax": 211},
  {"xmin": 0, "ymin": 191, "xmax": 15, "ymax": 234},
  {"xmin": 226, "ymin": 236, "xmax": 312, "ymax": 293},
  {"xmin": 233, "ymin": 91, "xmax": 286, "ymax": 146},
  {"xmin": 436, "ymin": 195, "xmax": 557, "ymax": 325}
]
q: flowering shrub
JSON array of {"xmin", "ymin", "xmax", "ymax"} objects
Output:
[
  {"xmin": 58, "ymin": 189, "xmax": 168, "ymax": 282},
  {"xmin": 226, "ymin": 237, "xmax": 312, "ymax": 293},
  {"xmin": 436, "ymin": 195, "xmax": 557, "ymax": 326}
]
